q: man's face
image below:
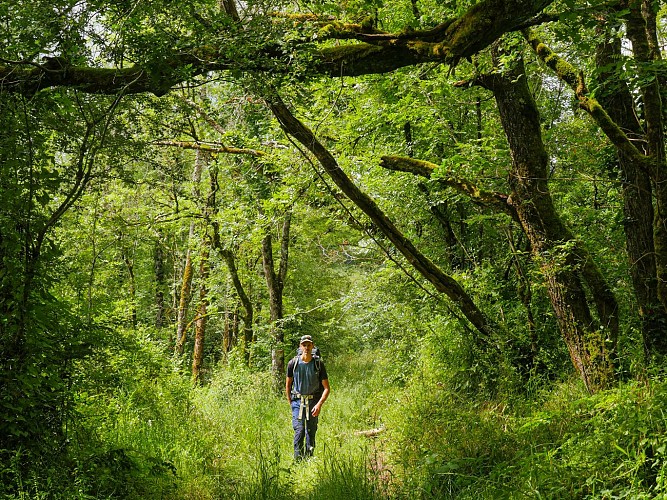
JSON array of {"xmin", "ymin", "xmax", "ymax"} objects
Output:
[{"xmin": 301, "ymin": 341, "xmax": 313, "ymax": 353}]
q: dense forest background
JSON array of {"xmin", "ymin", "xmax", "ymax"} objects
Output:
[{"xmin": 2, "ymin": 0, "xmax": 667, "ymax": 497}]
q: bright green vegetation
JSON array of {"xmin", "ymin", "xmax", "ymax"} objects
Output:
[
  {"xmin": 3, "ymin": 0, "xmax": 667, "ymax": 498},
  {"xmin": 5, "ymin": 334, "xmax": 667, "ymax": 499}
]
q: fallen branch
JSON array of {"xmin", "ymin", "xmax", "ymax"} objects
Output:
[{"xmin": 354, "ymin": 425, "xmax": 386, "ymax": 437}]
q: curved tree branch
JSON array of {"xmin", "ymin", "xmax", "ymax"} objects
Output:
[
  {"xmin": 523, "ymin": 29, "xmax": 651, "ymax": 168},
  {"xmin": 1, "ymin": 0, "xmax": 556, "ymax": 96},
  {"xmin": 265, "ymin": 89, "xmax": 497, "ymax": 341}
]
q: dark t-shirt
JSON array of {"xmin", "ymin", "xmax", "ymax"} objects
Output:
[{"xmin": 287, "ymin": 356, "xmax": 328, "ymax": 396}]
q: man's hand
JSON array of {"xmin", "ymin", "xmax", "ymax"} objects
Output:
[{"xmin": 312, "ymin": 380, "xmax": 330, "ymax": 417}]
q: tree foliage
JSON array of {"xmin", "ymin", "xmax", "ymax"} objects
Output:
[{"xmin": 2, "ymin": 0, "xmax": 667, "ymax": 495}]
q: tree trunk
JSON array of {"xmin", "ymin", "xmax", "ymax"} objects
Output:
[
  {"xmin": 175, "ymin": 149, "xmax": 207, "ymax": 354},
  {"xmin": 223, "ymin": 303, "xmax": 238, "ymax": 354},
  {"xmin": 262, "ymin": 213, "xmax": 291, "ymax": 386},
  {"xmin": 484, "ymin": 62, "xmax": 617, "ymax": 392},
  {"xmin": 207, "ymin": 162, "xmax": 255, "ymax": 364},
  {"xmin": 219, "ymin": 247, "xmax": 254, "ymax": 364},
  {"xmin": 222, "ymin": 282, "xmax": 238, "ymax": 355},
  {"xmin": 192, "ymin": 244, "xmax": 210, "ymax": 383},
  {"xmin": 623, "ymin": 2, "xmax": 667, "ymax": 355},
  {"xmin": 192, "ymin": 167, "xmax": 218, "ymax": 382},
  {"xmin": 506, "ymin": 227, "xmax": 538, "ymax": 373},
  {"xmin": 154, "ymin": 236, "xmax": 166, "ymax": 329},
  {"xmin": 121, "ymin": 246, "xmax": 137, "ymax": 329},
  {"xmin": 232, "ymin": 304, "xmax": 240, "ymax": 349},
  {"xmin": 174, "ymin": 254, "xmax": 194, "ymax": 355},
  {"xmin": 596, "ymin": 13, "xmax": 667, "ymax": 357}
]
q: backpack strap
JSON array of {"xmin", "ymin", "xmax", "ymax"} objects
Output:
[{"xmin": 288, "ymin": 355, "xmax": 299, "ymax": 374}]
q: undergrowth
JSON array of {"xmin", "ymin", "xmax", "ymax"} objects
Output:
[
  {"xmin": 388, "ymin": 364, "xmax": 667, "ymax": 499},
  {"xmin": 5, "ymin": 331, "xmax": 667, "ymax": 499}
]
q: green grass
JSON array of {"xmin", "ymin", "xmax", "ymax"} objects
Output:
[
  {"xmin": 384, "ymin": 370, "xmax": 667, "ymax": 499},
  {"xmin": 8, "ymin": 340, "xmax": 667, "ymax": 499},
  {"xmin": 93, "ymin": 349, "xmax": 394, "ymax": 499}
]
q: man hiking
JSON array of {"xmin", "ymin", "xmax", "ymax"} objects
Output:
[{"xmin": 285, "ymin": 335, "xmax": 330, "ymax": 461}]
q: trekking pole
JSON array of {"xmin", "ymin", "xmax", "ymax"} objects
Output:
[{"xmin": 298, "ymin": 394, "xmax": 313, "ymax": 457}]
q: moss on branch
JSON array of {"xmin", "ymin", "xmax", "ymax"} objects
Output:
[
  {"xmin": 2, "ymin": 0, "xmax": 558, "ymax": 95},
  {"xmin": 154, "ymin": 141, "xmax": 265, "ymax": 157},
  {"xmin": 430, "ymin": 0, "xmax": 556, "ymax": 65},
  {"xmin": 380, "ymin": 155, "xmax": 517, "ymax": 221},
  {"xmin": 523, "ymin": 29, "xmax": 649, "ymax": 166}
]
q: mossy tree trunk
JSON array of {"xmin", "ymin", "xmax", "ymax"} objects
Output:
[
  {"xmin": 527, "ymin": 9, "xmax": 667, "ymax": 359},
  {"xmin": 623, "ymin": 1, "xmax": 667, "ymax": 355},
  {"xmin": 192, "ymin": 243, "xmax": 210, "ymax": 383},
  {"xmin": 594, "ymin": 26, "xmax": 667, "ymax": 357},
  {"xmin": 482, "ymin": 61, "xmax": 618, "ymax": 393},
  {"xmin": 526, "ymin": 19, "xmax": 667, "ymax": 359},
  {"xmin": 174, "ymin": 255, "xmax": 194, "ymax": 355},
  {"xmin": 192, "ymin": 168, "xmax": 218, "ymax": 383},
  {"xmin": 175, "ymin": 149, "xmax": 207, "ymax": 355}
]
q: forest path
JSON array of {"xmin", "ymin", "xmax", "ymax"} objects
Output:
[
  {"xmin": 280, "ymin": 351, "xmax": 395, "ymax": 498},
  {"xmin": 192, "ymin": 350, "xmax": 397, "ymax": 499}
]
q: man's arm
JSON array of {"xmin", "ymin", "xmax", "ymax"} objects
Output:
[
  {"xmin": 312, "ymin": 379, "xmax": 330, "ymax": 417},
  {"xmin": 285, "ymin": 376, "xmax": 293, "ymax": 404}
]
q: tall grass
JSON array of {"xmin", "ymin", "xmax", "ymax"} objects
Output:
[
  {"xmin": 65, "ymin": 339, "xmax": 393, "ymax": 499},
  {"xmin": 8, "ymin": 332, "xmax": 667, "ymax": 499},
  {"xmin": 385, "ymin": 356, "xmax": 667, "ymax": 499}
]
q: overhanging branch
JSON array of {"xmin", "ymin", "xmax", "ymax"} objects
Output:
[
  {"xmin": 266, "ymin": 89, "xmax": 497, "ymax": 340},
  {"xmin": 523, "ymin": 29, "xmax": 651, "ymax": 168},
  {"xmin": 380, "ymin": 155, "xmax": 518, "ymax": 222},
  {"xmin": 2, "ymin": 0, "xmax": 557, "ymax": 96}
]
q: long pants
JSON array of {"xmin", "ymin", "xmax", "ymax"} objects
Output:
[{"xmin": 291, "ymin": 399, "xmax": 319, "ymax": 460}]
